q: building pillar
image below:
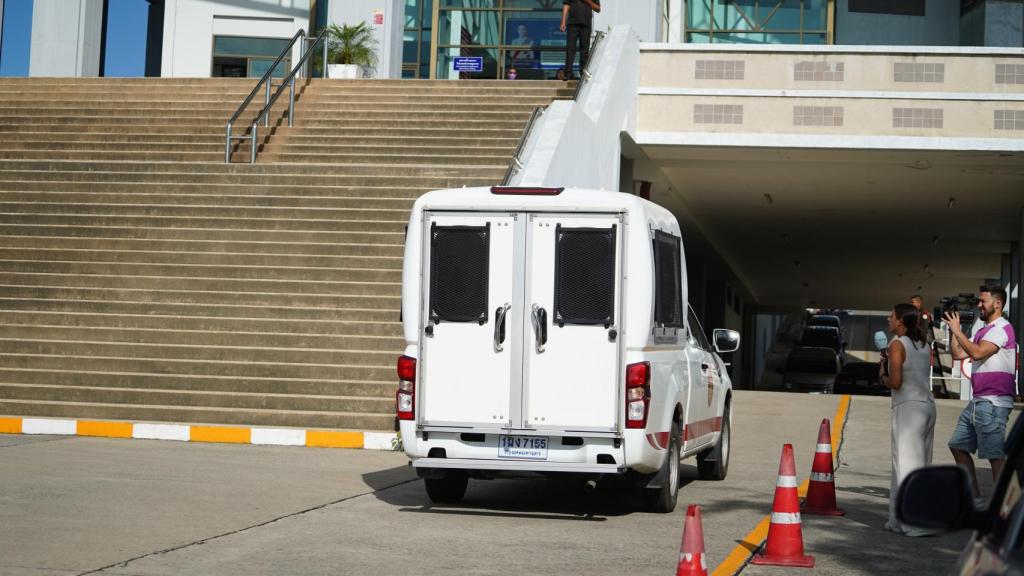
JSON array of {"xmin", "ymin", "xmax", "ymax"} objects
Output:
[
  {"xmin": 29, "ymin": 0, "xmax": 105, "ymax": 77},
  {"xmin": 144, "ymin": 0, "xmax": 163, "ymax": 77}
]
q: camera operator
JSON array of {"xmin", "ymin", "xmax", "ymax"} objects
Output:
[{"xmin": 944, "ymin": 285, "xmax": 1016, "ymax": 498}]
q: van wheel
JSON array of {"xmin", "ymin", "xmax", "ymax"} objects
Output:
[
  {"xmin": 643, "ymin": 421, "xmax": 680, "ymax": 513},
  {"xmin": 424, "ymin": 471, "xmax": 468, "ymax": 503},
  {"xmin": 697, "ymin": 405, "xmax": 730, "ymax": 481}
]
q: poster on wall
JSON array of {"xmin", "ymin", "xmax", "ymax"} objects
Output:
[
  {"xmin": 373, "ymin": 9, "xmax": 384, "ymax": 25},
  {"xmin": 505, "ymin": 17, "xmax": 565, "ymax": 70}
]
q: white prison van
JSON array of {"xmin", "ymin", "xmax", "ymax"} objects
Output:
[{"xmin": 397, "ymin": 186, "xmax": 739, "ymax": 512}]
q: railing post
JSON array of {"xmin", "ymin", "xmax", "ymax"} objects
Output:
[
  {"xmin": 264, "ymin": 79, "xmax": 272, "ymax": 128},
  {"xmin": 288, "ymin": 76, "xmax": 296, "ymax": 128},
  {"xmin": 250, "ymin": 123, "xmax": 258, "ymax": 164},
  {"xmin": 225, "ymin": 122, "xmax": 232, "ymax": 163},
  {"xmin": 298, "ymin": 36, "xmax": 306, "ymax": 79},
  {"xmin": 322, "ymin": 36, "xmax": 329, "ymax": 78}
]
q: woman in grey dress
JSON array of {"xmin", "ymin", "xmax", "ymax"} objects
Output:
[{"xmin": 880, "ymin": 303, "xmax": 936, "ymax": 536}]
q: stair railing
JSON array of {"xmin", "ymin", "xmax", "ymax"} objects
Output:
[
  {"xmin": 501, "ymin": 104, "xmax": 547, "ymax": 185},
  {"xmin": 571, "ymin": 30, "xmax": 607, "ymax": 101},
  {"xmin": 243, "ymin": 27, "xmax": 330, "ymax": 164},
  {"xmin": 225, "ymin": 27, "xmax": 329, "ymax": 163}
]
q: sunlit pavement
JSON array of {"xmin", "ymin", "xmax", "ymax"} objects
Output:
[{"xmin": 0, "ymin": 391, "xmax": 990, "ymax": 576}]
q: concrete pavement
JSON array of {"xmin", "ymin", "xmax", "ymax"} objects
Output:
[{"xmin": 0, "ymin": 391, "xmax": 998, "ymax": 575}]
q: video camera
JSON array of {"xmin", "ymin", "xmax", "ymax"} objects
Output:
[{"xmin": 934, "ymin": 293, "xmax": 980, "ymax": 328}]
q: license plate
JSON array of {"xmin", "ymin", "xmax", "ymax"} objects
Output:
[{"xmin": 498, "ymin": 435, "xmax": 548, "ymax": 460}]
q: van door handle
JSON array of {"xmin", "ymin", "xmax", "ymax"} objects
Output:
[
  {"xmin": 494, "ymin": 303, "xmax": 511, "ymax": 353},
  {"xmin": 701, "ymin": 362, "xmax": 710, "ymax": 372},
  {"xmin": 531, "ymin": 304, "xmax": 547, "ymax": 354}
]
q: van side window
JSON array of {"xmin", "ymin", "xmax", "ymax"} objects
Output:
[
  {"xmin": 653, "ymin": 230, "xmax": 683, "ymax": 328},
  {"xmin": 429, "ymin": 223, "xmax": 489, "ymax": 324},
  {"xmin": 553, "ymin": 224, "xmax": 617, "ymax": 327},
  {"xmin": 687, "ymin": 306, "xmax": 712, "ymax": 351}
]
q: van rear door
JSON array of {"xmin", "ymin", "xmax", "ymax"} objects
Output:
[
  {"xmin": 522, "ymin": 214, "xmax": 623, "ymax": 432},
  {"xmin": 418, "ymin": 210, "xmax": 623, "ymax": 434},
  {"xmin": 418, "ymin": 213, "xmax": 516, "ymax": 428}
]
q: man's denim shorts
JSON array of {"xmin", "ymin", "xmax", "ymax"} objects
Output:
[{"xmin": 948, "ymin": 400, "xmax": 1012, "ymax": 460}]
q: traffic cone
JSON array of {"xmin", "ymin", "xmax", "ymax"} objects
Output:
[
  {"xmin": 676, "ymin": 504, "xmax": 708, "ymax": 576},
  {"xmin": 751, "ymin": 443, "xmax": 815, "ymax": 568},
  {"xmin": 803, "ymin": 418, "xmax": 845, "ymax": 516}
]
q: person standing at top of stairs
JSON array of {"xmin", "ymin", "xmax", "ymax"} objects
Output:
[{"xmin": 560, "ymin": 0, "xmax": 600, "ymax": 81}]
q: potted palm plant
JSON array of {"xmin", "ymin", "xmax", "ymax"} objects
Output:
[{"xmin": 326, "ymin": 22, "xmax": 378, "ymax": 79}]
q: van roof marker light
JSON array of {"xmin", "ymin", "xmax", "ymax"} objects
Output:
[{"xmin": 490, "ymin": 186, "xmax": 564, "ymax": 196}]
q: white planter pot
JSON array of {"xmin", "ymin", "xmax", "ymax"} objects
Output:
[{"xmin": 328, "ymin": 64, "xmax": 361, "ymax": 79}]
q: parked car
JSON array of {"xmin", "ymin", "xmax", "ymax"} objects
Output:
[
  {"xmin": 832, "ymin": 361, "xmax": 889, "ymax": 396},
  {"xmin": 782, "ymin": 346, "xmax": 839, "ymax": 393},
  {"xmin": 896, "ymin": 415, "xmax": 1024, "ymax": 574},
  {"xmin": 807, "ymin": 314, "xmax": 842, "ymax": 331},
  {"xmin": 398, "ymin": 186, "xmax": 739, "ymax": 513}
]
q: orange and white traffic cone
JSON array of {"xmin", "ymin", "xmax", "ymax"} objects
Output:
[
  {"xmin": 803, "ymin": 418, "xmax": 845, "ymax": 516},
  {"xmin": 676, "ymin": 504, "xmax": 708, "ymax": 576},
  {"xmin": 751, "ymin": 443, "xmax": 815, "ymax": 568}
]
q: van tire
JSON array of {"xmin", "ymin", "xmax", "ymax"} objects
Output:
[
  {"xmin": 643, "ymin": 421, "xmax": 680, "ymax": 513},
  {"xmin": 697, "ymin": 405, "xmax": 730, "ymax": 481},
  {"xmin": 424, "ymin": 471, "xmax": 469, "ymax": 503}
]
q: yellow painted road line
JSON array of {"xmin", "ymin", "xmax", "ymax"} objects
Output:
[
  {"xmin": 0, "ymin": 417, "xmax": 22, "ymax": 434},
  {"xmin": 190, "ymin": 425, "xmax": 251, "ymax": 444},
  {"xmin": 306, "ymin": 430, "xmax": 364, "ymax": 448},
  {"xmin": 77, "ymin": 420, "xmax": 132, "ymax": 439},
  {"xmin": 711, "ymin": 394, "xmax": 852, "ymax": 576}
]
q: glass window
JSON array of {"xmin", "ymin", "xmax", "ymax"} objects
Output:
[
  {"xmin": 213, "ymin": 36, "xmax": 291, "ymax": 58},
  {"xmin": 685, "ymin": 0, "xmax": 831, "ymax": 45},
  {"xmin": 687, "ymin": 306, "xmax": 713, "ymax": 351},
  {"xmin": 439, "ymin": 9, "xmax": 501, "ymax": 46},
  {"xmin": 653, "ymin": 231, "xmax": 684, "ymax": 328}
]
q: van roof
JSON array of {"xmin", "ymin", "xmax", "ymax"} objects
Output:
[{"xmin": 413, "ymin": 187, "xmax": 677, "ymax": 224}]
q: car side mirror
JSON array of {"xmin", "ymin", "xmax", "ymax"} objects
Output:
[
  {"xmin": 896, "ymin": 465, "xmax": 978, "ymax": 532},
  {"xmin": 713, "ymin": 329, "xmax": 740, "ymax": 354}
]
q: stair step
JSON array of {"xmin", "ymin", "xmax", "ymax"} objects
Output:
[
  {"xmin": 0, "ymin": 284, "xmax": 402, "ymax": 309},
  {"xmin": 0, "ymin": 310, "xmax": 402, "ymax": 336},
  {"xmin": 0, "ymin": 297, "xmax": 399, "ymax": 322},
  {"xmin": 0, "ymin": 368, "xmax": 395, "ymax": 396},
  {"xmin": 0, "ymin": 383, "xmax": 394, "ymax": 413},
  {"xmin": 0, "ymin": 235, "xmax": 405, "ymax": 257}
]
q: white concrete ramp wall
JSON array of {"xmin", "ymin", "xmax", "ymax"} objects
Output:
[{"xmin": 510, "ymin": 25, "xmax": 638, "ymax": 192}]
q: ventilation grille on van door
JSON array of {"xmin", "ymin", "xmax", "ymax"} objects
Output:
[
  {"xmin": 430, "ymin": 223, "xmax": 490, "ymax": 324},
  {"xmin": 554, "ymin": 225, "xmax": 617, "ymax": 327}
]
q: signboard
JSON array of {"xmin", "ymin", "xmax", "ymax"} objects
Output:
[
  {"xmin": 506, "ymin": 18, "xmax": 566, "ymax": 70},
  {"xmin": 452, "ymin": 57, "xmax": 484, "ymax": 73}
]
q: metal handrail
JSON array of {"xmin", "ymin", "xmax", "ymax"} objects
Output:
[
  {"xmin": 501, "ymin": 105, "xmax": 547, "ymax": 185},
  {"xmin": 571, "ymin": 30, "xmax": 607, "ymax": 101},
  {"xmin": 241, "ymin": 27, "xmax": 330, "ymax": 164}
]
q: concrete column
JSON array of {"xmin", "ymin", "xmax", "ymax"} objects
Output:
[
  {"xmin": 327, "ymin": 0, "xmax": 403, "ymax": 79},
  {"xmin": 29, "ymin": 0, "xmax": 105, "ymax": 77}
]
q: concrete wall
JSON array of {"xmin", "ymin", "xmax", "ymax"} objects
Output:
[
  {"xmin": 160, "ymin": 0, "xmax": 309, "ymax": 78},
  {"xmin": 638, "ymin": 45, "xmax": 1024, "ymax": 148},
  {"xmin": 326, "ymin": 0, "xmax": 401, "ymax": 79},
  {"xmin": 511, "ymin": 26, "xmax": 639, "ymax": 191},
  {"xmin": 29, "ymin": 0, "xmax": 104, "ymax": 77},
  {"xmin": 836, "ymin": 0, "xmax": 959, "ymax": 46}
]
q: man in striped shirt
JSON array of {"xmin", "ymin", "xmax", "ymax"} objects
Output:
[{"xmin": 945, "ymin": 285, "xmax": 1017, "ymax": 498}]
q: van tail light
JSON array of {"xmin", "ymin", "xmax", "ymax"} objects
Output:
[
  {"xmin": 396, "ymin": 355, "xmax": 417, "ymax": 421},
  {"xmin": 625, "ymin": 361, "xmax": 650, "ymax": 429}
]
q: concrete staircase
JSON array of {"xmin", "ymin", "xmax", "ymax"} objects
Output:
[{"xmin": 0, "ymin": 77, "xmax": 572, "ymax": 431}]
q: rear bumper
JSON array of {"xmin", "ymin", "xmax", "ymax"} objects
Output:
[{"xmin": 411, "ymin": 458, "xmax": 625, "ymax": 474}]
